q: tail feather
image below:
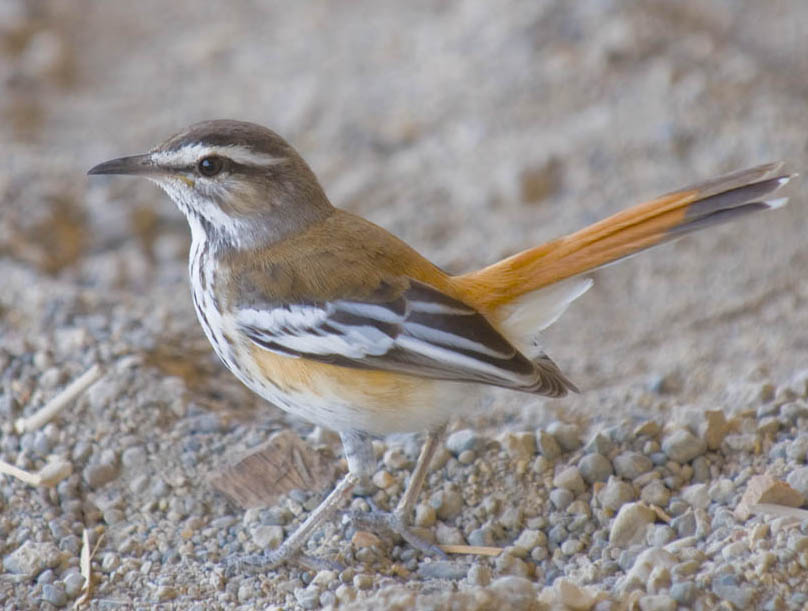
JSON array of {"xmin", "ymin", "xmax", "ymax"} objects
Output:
[{"xmin": 456, "ymin": 162, "xmax": 795, "ymax": 314}]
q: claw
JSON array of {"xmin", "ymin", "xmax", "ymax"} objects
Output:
[{"xmin": 347, "ymin": 510, "xmax": 448, "ymax": 560}]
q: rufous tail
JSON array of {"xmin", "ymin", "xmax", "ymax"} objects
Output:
[{"xmin": 456, "ymin": 162, "xmax": 794, "ymax": 313}]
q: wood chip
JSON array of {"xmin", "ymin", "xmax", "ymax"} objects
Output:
[{"xmin": 209, "ymin": 430, "xmax": 335, "ymax": 508}]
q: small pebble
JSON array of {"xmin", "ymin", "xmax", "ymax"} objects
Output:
[
  {"xmin": 585, "ymin": 431, "xmax": 614, "ymax": 455},
  {"xmin": 662, "ymin": 429, "xmax": 707, "ymax": 463},
  {"xmin": 430, "ymin": 488, "xmax": 463, "ymax": 520},
  {"xmin": 536, "ymin": 430, "xmax": 562, "ymax": 459},
  {"xmin": 498, "ymin": 431, "xmax": 536, "ymax": 459},
  {"xmin": 640, "ymin": 480, "xmax": 671, "ymax": 506},
  {"xmin": 3, "ymin": 541, "xmax": 60, "ymax": 577},
  {"xmin": 353, "ymin": 574, "xmax": 373, "ymax": 590},
  {"xmin": 414, "ymin": 503, "xmax": 436, "ymax": 527},
  {"xmin": 383, "ymin": 447, "xmax": 411, "ymax": 470},
  {"xmin": 417, "ymin": 561, "xmax": 468, "ymax": 580},
  {"xmin": 549, "ymin": 488, "xmax": 574, "ymax": 510},
  {"xmin": 467, "ymin": 564, "xmax": 491, "ymax": 586},
  {"xmin": 598, "ymin": 477, "xmax": 635, "ymax": 511},
  {"xmin": 547, "ymin": 421, "xmax": 581, "ymax": 451},
  {"xmin": 638, "ymin": 594, "xmax": 676, "ymax": 611},
  {"xmin": 445, "ymin": 429, "xmax": 481, "ymax": 455},
  {"xmin": 579, "ymin": 453, "xmax": 613, "ymax": 484},
  {"xmin": 610, "ymin": 503, "xmax": 656, "ymax": 546},
  {"xmin": 63, "ymin": 573, "xmax": 85, "ymax": 598},
  {"xmin": 786, "ymin": 466, "xmax": 808, "ymax": 497},
  {"xmin": 613, "ymin": 452, "xmax": 653, "ymax": 479},
  {"xmin": 457, "ymin": 449, "xmax": 475, "ymax": 464},
  {"xmin": 553, "ymin": 466, "xmax": 585, "ymax": 494},
  {"xmin": 335, "ymin": 584, "xmax": 356, "ymax": 603},
  {"xmin": 41, "ymin": 583, "xmax": 67, "ymax": 607},
  {"xmin": 681, "ymin": 483, "xmax": 710, "ymax": 509},
  {"xmin": 435, "ymin": 522, "xmax": 465, "ymax": 545}
]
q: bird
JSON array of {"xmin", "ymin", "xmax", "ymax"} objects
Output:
[{"xmin": 88, "ymin": 119, "xmax": 794, "ymax": 569}]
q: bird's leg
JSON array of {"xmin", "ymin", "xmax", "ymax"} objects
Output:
[
  {"xmin": 348, "ymin": 426, "xmax": 448, "ymax": 559},
  {"xmin": 229, "ymin": 430, "xmax": 374, "ymax": 572},
  {"xmin": 394, "ymin": 425, "xmax": 445, "ymax": 524}
]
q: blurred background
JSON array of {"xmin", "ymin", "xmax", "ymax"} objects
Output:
[{"xmin": 2, "ymin": 0, "xmax": 808, "ymax": 605}]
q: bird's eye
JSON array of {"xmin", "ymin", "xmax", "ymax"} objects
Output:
[{"xmin": 197, "ymin": 156, "xmax": 224, "ymax": 177}]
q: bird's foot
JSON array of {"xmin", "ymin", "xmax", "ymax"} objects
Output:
[
  {"xmin": 224, "ymin": 546, "xmax": 341, "ymax": 576},
  {"xmin": 347, "ymin": 506, "xmax": 448, "ymax": 559}
]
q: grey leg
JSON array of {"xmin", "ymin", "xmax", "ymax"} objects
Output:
[
  {"xmin": 394, "ymin": 425, "xmax": 445, "ymax": 523},
  {"xmin": 232, "ymin": 430, "xmax": 373, "ymax": 571},
  {"xmin": 348, "ymin": 426, "xmax": 448, "ymax": 559}
]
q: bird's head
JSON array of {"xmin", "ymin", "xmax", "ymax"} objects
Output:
[{"xmin": 89, "ymin": 120, "xmax": 333, "ymax": 249}]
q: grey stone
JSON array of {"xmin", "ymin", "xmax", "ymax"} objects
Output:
[
  {"xmin": 498, "ymin": 431, "xmax": 536, "ymax": 459},
  {"xmin": 63, "ymin": 572, "xmax": 85, "ymax": 598},
  {"xmin": 414, "ymin": 503, "xmax": 436, "ymax": 527},
  {"xmin": 782, "ymin": 402, "xmax": 808, "ymax": 422},
  {"xmin": 294, "ymin": 586, "xmax": 320, "ymax": 609},
  {"xmin": 121, "ymin": 445, "xmax": 147, "ymax": 469},
  {"xmin": 435, "ymin": 522, "xmax": 465, "ymax": 545},
  {"xmin": 681, "ymin": 483, "xmax": 710, "ymax": 509},
  {"xmin": 467, "ymin": 564, "xmax": 491, "ymax": 586},
  {"xmin": 513, "ymin": 529, "xmax": 545, "ymax": 551},
  {"xmin": 609, "ymin": 503, "xmax": 656, "ymax": 546},
  {"xmin": 613, "ymin": 451, "xmax": 653, "ymax": 479},
  {"xmin": 547, "ymin": 421, "xmax": 581, "ymax": 451},
  {"xmin": 708, "ymin": 478, "xmax": 736, "ymax": 503},
  {"xmin": 662, "ymin": 429, "xmax": 707, "ymax": 463},
  {"xmin": 445, "ymin": 429, "xmax": 482, "ymax": 455},
  {"xmin": 468, "ymin": 524, "xmax": 495, "ymax": 547},
  {"xmin": 640, "ymin": 480, "xmax": 671, "ymax": 506},
  {"xmin": 638, "ymin": 594, "xmax": 676, "ymax": 611},
  {"xmin": 430, "ymin": 487, "xmax": 463, "ymax": 520},
  {"xmin": 83, "ymin": 462, "xmax": 118, "ymax": 488},
  {"xmin": 585, "ymin": 431, "xmax": 614, "ymax": 455},
  {"xmin": 417, "ymin": 561, "xmax": 468, "ymax": 580},
  {"xmin": 579, "ymin": 453, "xmax": 613, "ymax": 483},
  {"xmin": 788, "ymin": 466, "xmax": 808, "ymax": 499},
  {"xmin": 490, "ymin": 575, "xmax": 535, "ymax": 603},
  {"xmin": 251, "ymin": 525, "xmax": 284, "ymax": 549},
  {"xmin": 536, "ymin": 430, "xmax": 561, "ymax": 460},
  {"xmin": 549, "ymin": 487, "xmax": 574, "ymax": 510},
  {"xmin": 713, "ymin": 577, "xmax": 755, "ymax": 609},
  {"xmin": 353, "ymin": 574, "xmax": 373, "ymax": 590},
  {"xmin": 598, "ymin": 477, "xmax": 635, "ymax": 511},
  {"xmin": 787, "ymin": 434, "xmax": 808, "ymax": 462},
  {"xmin": 553, "ymin": 466, "xmax": 585, "ymax": 494},
  {"xmin": 383, "ymin": 447, "xmax": 412, "ymax": 471},
  {"xmin": 3, "ymin": 541, "xmax": 60, "ymax": 577},
  {"xmin": 42, "ymin": 583, "xmax": 67, "ymax": 607}
]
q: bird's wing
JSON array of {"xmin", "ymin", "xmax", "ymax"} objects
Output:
[{"xmin": 235, "ymin": 279, "xmax": 575, "ymax": 397}]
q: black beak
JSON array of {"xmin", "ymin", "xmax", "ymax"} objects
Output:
[{"xmin": 87, "ymin": 154, "xmax": 155, "ymax": 176}]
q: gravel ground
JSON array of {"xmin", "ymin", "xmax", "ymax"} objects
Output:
[{"xmin": 2, "ymin": 1, "xmax": 807, "ymax": 609}]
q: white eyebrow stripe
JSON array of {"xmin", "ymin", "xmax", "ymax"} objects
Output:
[{"xmin": 151, "ymin": 143, "xmax": 287, "ymax": 168}]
